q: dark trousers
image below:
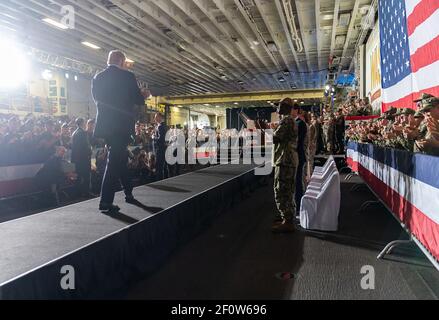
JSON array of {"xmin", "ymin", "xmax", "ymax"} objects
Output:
[
  {"xmin": 100, "ymin": 140, "xmax": 133, "ymax": 205},
  {"xmin": 155, "ymin": 152, "xmax": 169, "ymax": 181},
  {"xmin": 75, "ymin": 162, "xmax": 91, "ymax": 196},
  {"xmin": 295, "ymin": 154, "xmax": 306, "ymax": 213}
]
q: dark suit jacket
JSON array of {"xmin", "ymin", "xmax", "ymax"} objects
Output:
[
  {"xmin": 154, "ymin": 122, "xmax": 167, "ymax": 156},
  {"xmin": 92, "ymin": 65, "xmax": 145, "ymax": 143},
  {"xmin": 296, "ymin": 118, "xmax": 308, "ymax": 162},
  {"xmin": 71, "ymin": 127, "xmax": 91, "ymax": 171}
]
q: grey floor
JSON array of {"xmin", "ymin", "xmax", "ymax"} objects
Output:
[{"xmin": 126, "ymin": 174, "xmax": 439, "ymax": 300}]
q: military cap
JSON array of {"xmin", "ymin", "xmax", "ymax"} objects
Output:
[
  {"xmin": 418, "ymin": 95, "xmax": 439, "ymax": 113},
  {"xmin": 413, "ymin": 92, "xmax": 435, "ymax": 102},
  {"xmin": 384, "ymin": 106, "xmax": 397, "ymax": 114},
  {"xmin": 414, "ymin": 111, "xmax": 425, "ymax": 118},
  {"xmin": 275, "ymin": 97, "xmax": 294, "ymax": 115},
  {"xmin": 401, "ymin": 108, "xmax": 416, "ymax": 116}
]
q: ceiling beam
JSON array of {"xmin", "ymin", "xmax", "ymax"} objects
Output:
[
  {"xmin": 338, "ymin": 0, "xmax": 361, "ymax": 74},
  {"xmin": 315, "ymin": 0, "xmax": 323, "ymax": 87},
  {"xmin": 273, "ymin": 0, "xmax": 305, "ymax": 87},
  {"xmin": 158, "ymin": 89, "xmax": 324, "ymax": 105},
  {"xmin": 329, "ymin": 0, "xmax": 341, "ymax": 60}
]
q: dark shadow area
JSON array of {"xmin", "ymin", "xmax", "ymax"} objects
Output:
[
  {"xmin": 128, "ymin": 199, "xmax": 164, "ymax": 214},
  {"xmin": 125, "ymin": 182, "xmax": 305, "ymax": 300},
  {"xmin": 104, "ymin": 211, "xmax": 139, "ymax": 225},
  {"xmin": 146, "ymin": 184, "xmax": 191, "ymax": 193}
]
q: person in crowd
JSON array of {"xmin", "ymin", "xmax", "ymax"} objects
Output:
[
  {"xmin": 86, "ymin": 118, "xmax": 99, "ymax": 148},
  {"xmin": 92, "ymin": 49, "xmax": 148, "ymax": 213},
  {"xmin": 153, "ymin": 112, "xmax": 169, "ymax": 181},
  {"xmin": 322, "ymin": 113, "xmax": 335, "ymax": 154},
  {"xmin": 272, "ymin": 98, "xmax": 299, "ymax": 233},
  {"xmin": 307, "ymin": 114, "xmax": 318, "ymax": 180},
  {"xmin": 60, "ymin": 123, "xmax": 71, "ymax": 149},
  {"xmin": 71, "ymin": 117, "xmax": 92, "ymax": 197},
  {"xmin": 34, "ymin": 146, "xmax": 71, "ymax": 205},
  {"xmin": 334, "ymin": 109, "xmax": 345, "ymax": 154}
]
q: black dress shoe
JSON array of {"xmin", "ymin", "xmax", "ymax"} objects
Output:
[
  {"xmin": 125, "ymin": 195, "xmax": 137, "ymax": 204},
  {"xmin": 99, "ymin": 203, "xmax": 120, "ymax": 213}
]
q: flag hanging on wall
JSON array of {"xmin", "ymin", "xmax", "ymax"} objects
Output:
[{"xmin": 379, "ymin": 0, "xmax": 439, "ymax": 111}]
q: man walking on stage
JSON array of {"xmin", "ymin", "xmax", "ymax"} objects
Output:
[{"xmin": 92, "ymin": 50, "xmax": 148, "ymax": 213}]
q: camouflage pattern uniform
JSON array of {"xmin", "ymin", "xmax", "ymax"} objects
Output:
[
  {"xmin": 323, "ymin": 115, "xmax": 335, "ymax": 153},
  {"xmin": 414, "ymin": 94, "xmax": 439, "ymax": 154},
  {"xmin": 273, "ymin": 115, "xmax": 299, "ymax": 223}
]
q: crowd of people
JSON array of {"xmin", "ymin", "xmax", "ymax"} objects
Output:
[
  {"xmin": 346, "ymin": 93, "xmax": 439, "ymax": 156},
  {"xmin": 339, "ymin": 97, "xmax": 373, "ymax": 116},
  {"xmin": 0, "ymin": 110, "xmax": 195, "ymax": 202}
]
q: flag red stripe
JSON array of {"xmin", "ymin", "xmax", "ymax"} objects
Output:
[
  {"xmin": 358, "ymin": 162, "xmax": 439, "ymax": 260},
  {"xmin": 407, "ymin": 0, "xmax": 439, "ymax": 36},
  {"xmin": 410, "ymin": 34, "xmax": 439, "ymax": 72},
  {"xmin": 382, "ymin": 84, "xmax": 439, "ymax": 112}
]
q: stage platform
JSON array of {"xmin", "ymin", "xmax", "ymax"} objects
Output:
[{"xmin": 0, "ymin": 163, "xmax": 263, "ymax": 299}]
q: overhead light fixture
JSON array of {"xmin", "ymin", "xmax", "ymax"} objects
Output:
[
  {"xmin": 74, "ymin": 75, "xmax": 78, "ymax": 81},
  {"xmin": 216, "ymin": 105, "xmax": 220, "ymax": 108},
  {"xmin": 234, "ymin": 102, "xmax": 239, "ymax": 105},
  {"xmin": 267, "ymin": 42, "xmax": 278, "ymax": 52},
  {"xmin": 300, "ymin": 101, "xmax": 305, "ymax": 104},
  {"xmin": 65, "ymin": 73, "xmax": 70, "ymax": 79},
  {"xmin": 294, "ymin": 99, "xmax": 298, "ymax": 102},
  {"xmin": 42, "ymin": 69, "xmax": 53, "ymax": 80},
  {"xmin": 237, "ymin": 80, "xmax": 244, "ymax": 85},
  {"xmin": 278, "ymin": 77, "xmax": 285, "ymax": 83},
  {"xmin": 204, "ymin": 104, "xmax": 211, "ymax": 106},
  {"xmin": 0, "ymin": 40, "xmax": 29, "ymax": 88},
  {"xmin": 252, "ymin": 40, "xmax": 260, "ymax": 46},
  {"xmin": 81, "ymin": 41, "xmax": 101, "ymax": 50},
  {"xmin": 42, "ymin": 18, "xmax": 68, "ymax": 30}
]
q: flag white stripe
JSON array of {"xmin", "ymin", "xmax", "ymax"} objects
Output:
[
  {"xmin": 408, "ymin": 9, "xmax": 439, "ymax": 54},
  {"xmin": 405, "ymin": 0, "xmax": 423, "ymax": 16},
  {"xmin": 357, "ymin": 152, "xmax": 439, "ymax": 224},
  {"xmin": 382, "ymin": 59, "xmax": 439, "ymax": 103}
]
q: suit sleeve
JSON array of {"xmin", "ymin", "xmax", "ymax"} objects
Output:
[
  {"xmin": 298, "ymin": 121, "xmax": 307, "ymax": 146},
  {"xmin": 129, "ymin": 73, "xmax": 145, "ymax": 107},
  {"xmin": 91, "ymin": 76, "xmax": 102, "ymax": 104}
]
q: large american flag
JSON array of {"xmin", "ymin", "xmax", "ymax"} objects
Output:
[{"xmin": 379, "ymin": 0, "xmax": 439, "ymax": 111}]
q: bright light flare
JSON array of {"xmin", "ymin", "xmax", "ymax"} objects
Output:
[{"xmin": 0, "ymin": 40, "xmax": 29, "ymax": 88}]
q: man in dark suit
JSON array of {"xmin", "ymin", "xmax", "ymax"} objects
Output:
[
  {"xmin": 71, "ymin": 118, "xmax": 92, "ymax": 197},
  {"xmin": 92, "ymin": 50, "xmax": 147, "ymax": 213},
  {"xmin": 153, "ymin": 112, "xmax": 168, "ymax": 181},
  {"xmin": 295, "ymin": 106, "xmax": 308, "ymax": 216}
]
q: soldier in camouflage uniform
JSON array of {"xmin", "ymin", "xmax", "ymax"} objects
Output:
[
  {"xmin": 272, "ymin": 98, "xmax": 299, "ymax": 233},
  {"xmin": 413, "ymin": 94, "xmax": 439, "ymax": 155},
  {"xmin": 323, "ymin": 113, "xmax": 335, "ymax": 154}
]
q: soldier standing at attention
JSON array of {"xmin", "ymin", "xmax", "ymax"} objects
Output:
[{"xmin": 271, "ymin": 98, "xmax": 299, "ymax": 233}]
